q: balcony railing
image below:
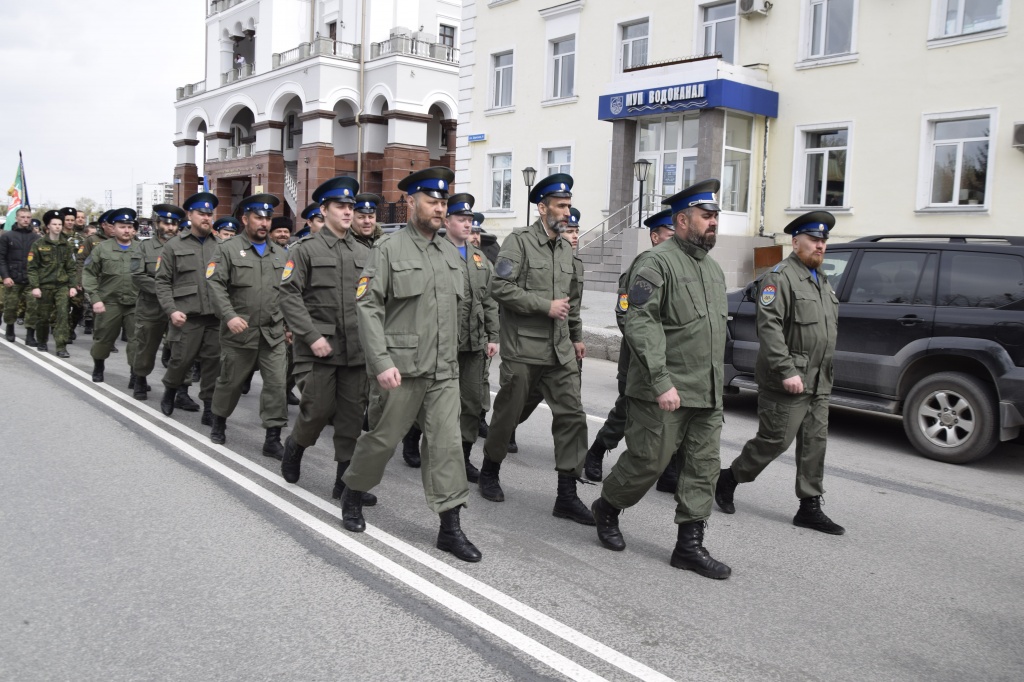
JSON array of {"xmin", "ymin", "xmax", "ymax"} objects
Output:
[
  {"xmin": 175, "ymin": 80, "xmax": 207, "ymax": 101},
  {"xmin": 368, "ymin": 36, "xmax": 459, "ymax": 64},
  {"xmin": 221, "ymin": 63, "xmax": 255, "ymax": 86},
  {"xmin": 208, "ymin": 0, "xmax": 248, "ymax": 16},
  {"xmin": 219, "ymin": 144, "xmax": 253, "ymax": 161},
  {"xmin": 273, "ymin": 38, "xmax": 360, "ymax": 69}
]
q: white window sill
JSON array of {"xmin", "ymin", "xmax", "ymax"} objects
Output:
[
  {"xmin": 785, "ymin": 207, "xmax": 853, "ymax": 214},
  {"xmin": 927, "ymin": 27, "xmax": 1007, "ymax": 49},
  {"xmin": 485, "ymin": 105, "xmax": 516, "ymax": 117},
  {"xmin": 794, "ymin": 52, "xmax": 859, "ymax": 70},
  {"xmin": 541, "ymin": 96, "xmax": 579, "ymax": 108},
  {"xmin": 914, "ymin": 206, "xmax": 989, "ymax": 215},
  {"xmin": 484, "ymin": 209, "xmax": 516, "ymax": 215},
  {"xmin": 488, "ymin": 0, "xmax": 517, "ymax": 7}
]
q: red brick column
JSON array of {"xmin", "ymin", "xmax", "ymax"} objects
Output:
[{"xmin": 381, "ymin": 143, "xmax": 431, "ymax": 202}]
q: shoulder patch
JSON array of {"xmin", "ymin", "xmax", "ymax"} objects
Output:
[
  {"xmin": 77, "ymin": 246, "xmax": 84, "ymax": 255},
  {"xmin": 206, "ymin": 262, "xmax": 216, "ymax": 279},
  {"xmin": 155, "ymin": 255, "xmax": 161, "ymax": 272},
  {"xmin": 356, "ymin": 276, "xmax": 370, "ymax": 300},
  {"xmin": 628, "ymin": 276, "xmax": 656, "ymax": 307},
  {"xmin": 26, "ymin": 252, "xmax": 34, "ymax": 262},
  {"xmin": 495, "ymin": 257, "xmax": 514, "ymax": 279},
  {"xmin": 282, "ymin": 259, "xmax": 294, "ymax": 281},
  {"xmin": 617, "ymin": 293, "xmax": 629, "ymax": 312},
  {"xmin": 760, "ymin": 284, "xmax": 777, "ymax": 306}
]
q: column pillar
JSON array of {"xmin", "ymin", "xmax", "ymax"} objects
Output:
[
  {"xmin": 252, "ymin": 120, "xmax": 285, "ymax": 154},
  {"xmin": 696, "ymin": 109, "xmax": 725, "ymax": 183},
  {"xmin": 172, "ymin": 139, "xmax": 200, "ymax": 206}
]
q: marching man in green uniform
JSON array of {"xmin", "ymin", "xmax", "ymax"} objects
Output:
[
  {"xmin": 591, "ymin": 179, "xmax": 732, "ymax": 580},
  {"xmin": 206, "ymin": 194, "xmax": 288, "ymax": 458},
  {"xmin": 83, "ymin": 208, "xmax": 139, "ymax": 382},
  {"xmin": 26, "ymin": 210, "xmax": 77, "ymax": 357},
  {"xmin": 340, "ymin": 167, "xmax": 481, "ymax": 563},
  {"xmin": 479, "ymin": 173, "xmax": 593, "ymax": 527},
  {"xmin": 716, "ymin": 211, "xmax": 844, "ymax": 534}
]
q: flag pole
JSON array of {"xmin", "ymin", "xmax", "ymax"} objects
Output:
[{"xmin": 19, "ymin": 151, "xmax": 29, "ymax": 208}]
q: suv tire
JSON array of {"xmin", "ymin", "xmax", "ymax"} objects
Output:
[{"xmin": 903, "ymin": 372, "xmax": 999, "ymax": 464}]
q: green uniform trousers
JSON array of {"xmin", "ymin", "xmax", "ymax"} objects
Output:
[
  {"xmin": 162, "ymin": 314, "xmax": 220, "ymax": 401},
  {"xmin": 344, "ymin": 376, "xmax": 468, "ymax": 514},
  {"xmin": 602, "ymin": 399, "xmax": 723, "ymax": 524},
  {"xmin": 291, "ymin": 364, "xmax": 367, "ymax": 462},
  {"xmin": 4, "ymin": 284, "xmax": 36, "ymax": 328},
  {"xmin": 34, "ymin": 287, "xmax": 70, "ymax": 351},
  {"xmin": 483, "ymin": 359, "xmax": 587, "ymax": 476},
  {"xmin": 212, "ymin": 337, "xmax": 287, "ymax": 428},
  {"xmin": 132, "ymin": 314, "xmax": 169, "ymax": 379},
  {"xmin": 91, "ymin": 303, "xmax": 136, "ymax": 364},
  {"xmin": 730, "ymin": 390, "xmax": 828, "ymax": 500},
  {"xmin": 481, "ymin": 355, "xmax": 492, "ymax": 412},
  {"xmin": 458, "ymin": 350, "xmax": 486, "ymax": 444}
]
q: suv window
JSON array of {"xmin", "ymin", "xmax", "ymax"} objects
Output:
[
  {"xmin": 821, "ymin": 250, "xmax": 852, "ymax": 294},
  {"xmin": 938, "ymin": 251, "xmax": 1024, "ymax": 308},
  {"xmin": 847, "ymin": 251, "xmax": 928, "ymax": 304}
]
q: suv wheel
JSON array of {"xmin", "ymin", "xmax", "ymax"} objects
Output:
[{"xmin": 903, "ymin": 372, "xmax": 999, "ymax": 464}]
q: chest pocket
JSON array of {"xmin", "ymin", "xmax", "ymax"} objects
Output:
[
  {"xmin": 557, "ymin": 261, "xmax": 574, "ymax": 297},
  {"xmin": 525, "ymin": 256, "xmax": 552, "ymax": 292},
  {"xmin": 794, "ymin": 294, "xmax": 821, "ymax": 325},
  {"xmin": 310, "ymin": 257, "xmax": 338, "ymax": 288},
  {"xmin": 449, "ymin": 259, "xmax": 465, "ymax": 300},
  {"xmin": 668, "ymin": 278, "xmax": 708, "ymax": 325},
  {"xmin": 145, "ymin": 257, "xmax": 160, "ymax": 276},
  {"xmin": 232, "ymin": 259, "xmax": 255, "ymax": 287},
  {"xmin": 391, "ymin": 260, "xmax": 423, "ymax": 299},
  {"xmin": 39, "ymin": 248, "xmax": 54, "ymax": 265},
  {"xmin": 176, "ymin": 253, "xmax": 198, "ymax": 273}
]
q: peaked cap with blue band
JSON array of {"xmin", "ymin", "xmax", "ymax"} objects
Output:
[
  {"xmin": 213, "ymin": 217, "xmax": 240, "ymax": 234},
  {"xmin": 152, "ymin": 203, "xmax": 186, "ymax": 223},
  {"xmin": 397, "ymin": 166, "xmax": 455, "ymax": 199},
  {"xmin": 662, "ymin": 178, "xmax": 720, "ymax": 215},
  {"xmin": 313, "ymin": 176, "xmax": 359, "ymax": 205},
  {"xmin": 98, "ymin": 210, "xmax": 114, "ymax": 224},
  {"xmin": 783, "ymin": 210, "xmax": 835, "ymax": 240},
  {"xmin": 179, "ymin": 219, "xmax": 192, "ymax": 233},
  {"xmin": 529, "ymin": 173, "xmax": 573, "ymax": 204},
  {"xmin": 567, "ymin": 207, "xmax": 581, "ymax": 227},
  {"xmin": 183, "ymin": 192, "xmax": 218, "ymax": 214},
  {"xmin": 109, "ymin": 208, "xmax": 138, "ymax": 224},
  {"xmin": 447, "ymin": 193, "xmax": 475, "ymax": 216},
  {"xmin": 643, "ymin": 208, "xmax": 674, "ymax": 230},
  {"xmin": 471, "ymin": 212, "xmax": 485, "ymax": 231},
  {"xmin": 300, "ymin": 203, "xmax": 322, "ymax": 221},
  {"xmin": 354, "ymin": 193, "xmax": 380, "ymax": 214},
  {"xmin": 239, "ymin": 193, "xmax": 280, "ymax": 217}
]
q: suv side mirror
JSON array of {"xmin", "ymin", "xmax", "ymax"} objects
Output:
[{"xmin": 743, "ymin": 280, "xmax": 759, "ymax": 302}]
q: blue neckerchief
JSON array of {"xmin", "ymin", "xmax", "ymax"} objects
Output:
[
  {"xmin": 457, "ymin": 245, "xmax": 467, "ymax": 260},
  {"xmin": 810, "ymin": 269, "xmax": 818, "ymax": 283},
  {"xmin": 252, "ymin": 242, "xmax": 266, "ymax": 257}
]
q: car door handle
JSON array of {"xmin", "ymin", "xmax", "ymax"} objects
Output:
[{"xmin": 897, "ymin": 315, "xmax": 924, "ymax": 326}]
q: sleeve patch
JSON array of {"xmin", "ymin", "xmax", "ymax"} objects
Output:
[
  {"xmin": 27, "ymin": 252, "xmax": 34, "ymax": 262},
  {"xmin": 495, "ymin": 257, "xmax": 514, "ymax": 279},
  {"xmin": 356, "ymin": 276, "xmax": 370, "ymax": 300},
  {"xmin": 628, "ymin": 276, "xmax": 656, "ymax": 307},
  {"xmin": 760, "ymin": 284, "xmax": 777, "ymax": 306},
  {"xmin": 77, "ymin": 246, "xmax": 84, "ymax": 255},
  {"xmin": 282, "ymin": 260, "xmax": 294, "ymax": 281},
  {"xmin": 617, "ymin": 293, "xmax": 629, "ymax": 312},
  {"xmin": 205, "ymin": 262, "xmax": 216, "ymax": 279}
]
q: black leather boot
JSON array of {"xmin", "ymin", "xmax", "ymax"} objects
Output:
[
  {"xmin": 128, "ymin": 372, "xmax": 136, "ymax": 389},
  {"xmin": 160, "ymin": 387, "xmax": 177, "ymax": 415},
  {"xmin": 4, "ymin": 324, "xmax": 14, "ymax": 342},
  {"xmin": 91, "ymin": 359, "xmax": 105, "ymax": 383},
  {"xmin": 478, "ymin": 410, "xmax": 489, "ymax": 439},
  {"xmin": 715, "ymin": 467, "xmax": 738, "ymax": 514},
  {"xmin": 176, "ymin": 387, "xmax": 200, "ymax": 412},
  {"xmin": 240, "ymin": 372, "xmax": 253, "ymax": 395},
  {"xmin": 56, "ymin": 349, "xmax": 70, "ymax": 359},
  {"xmin": 463, "ymin": 441, "xmax": 479, "ymax": 483},
  {"xmin": 263, "ymin": 427, "xmax": 284, "ymax": 460},
  {"xmin": 83, "ymin": 319, "xmax": 93, "ymax": 335},
  {"xmin": 133, "ymin": 375, "xmax": 148, "ymax": 400},
  {"xmin": 331, "ymin": 461, "xmax": 378, "ymax": 505},
  {"xmin": 191, "ymin": 361, "xmax": 201, "ymax": 383},
  {"xmin": 656, "ymin": 456, "xmax": 679, "ymax": 493},
  {"xmin": 436, "ymin": 506, "xmax": 482, "ymax": 562},
  {"xmin": 402, "ymin": 426, "xmax": 422, "ymax": 468},
  {"xmin": 281, "ymin": 436, "xmax": 305, "ymax": 482},
  {"xmin": 793, "ymin": 496, "xmax": 845, "ymax": 535},
  {"xmin": 160, "ymin": 344, "xmax": 171, "ymax": 368},
  {"xmin": 552, "ymin": 474, "xmax": 595, "ymax": 525},
  {"xmin": 591, "ymin": 497, "xmax": 626, "ymax": 551},
  {"xmin": 478, "ymin": 458, "xmax": 504, "ymax": 502},
  {"xmin": 507, "ymin": 429, "xmax": 518, "ymax": 454},
  {"xmin": 584, "ymin": 441, "xmax": 605, "ymax": 482},
  {"xmin": 24, "ymin": 328, "xmax": 36, "ymax": 347},
  {"xmin": 200, "ymin": 399, "xmax": 214, "ymax": 425},
  {"xmin": 210, "ymin": 415, "xmax": 227, "ymax": 445},
  {"xmin": 286, "ymin": 389, "xmax": 300, "ymax": 405},
  {"xmin": 340, "ymin": 486, "xmax": 366, "ymax": 532},
  {"xmin": 670, "ymin": 521, "xmax": 732, "ymax": 580}
]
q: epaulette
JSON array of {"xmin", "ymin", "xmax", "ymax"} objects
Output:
[{"xmin": 771, "ymin": 261, "xmax": 787, "ymax": 274}]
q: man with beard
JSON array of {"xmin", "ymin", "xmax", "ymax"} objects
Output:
[
  {"xmin": 269, "ymin": 218, "xmax": 293, "ymax": 248},
  {"xmin": 1, "ymin": 207, "xmax": 40, "ymax": 346},
  {"xmin": 351, "ymin": 193, "xmax": 382, "ymax": 248},
  {"xmin": 590, "ymin": 179, "xmax": 733, "ymax": 580},
  {"xmin": 339, "ymin": 167, "xmax": 481, "ymax": 563},
  {"xmin": 129, "ymin": 204, "xmax": 184, "ymax": 400},
  {"xmin": 155, "ymin": 193, "xmax": 222, "ymax": 424},
  {"xmin": 716, "ymin": 211, "xmax": 844, "ymax": 535},
  {"xmin": 206, "ymin": 194, "xmax": 288, "ymax": 457},
  {"xmin": 478, "ymin": 173, "xmax": 593, "ymax": 528}
]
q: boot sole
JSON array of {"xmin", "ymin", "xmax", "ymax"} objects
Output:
[
  {"xmin": 715, "ymin": 498, "xmax": 736, "ymax": 514},
  {"xmin": 670, "ymin": 557, "xmax": 732, "ymax": 580},
  {"xmin": 436, "ymin": 538, "xmax": 482, "ymax": 563},
  {"xmin": 211, "ymin": 436, "xmax": 226, "ymax": 445},
  {"xmin": 342, "ymin": 519, "xmax": 365, "ymax": 533},
  {"xmin": 552, "ymin": 509, "xmax": 597, "ymax": 526},
  {"xmin": 281, "ymin": 461, "xmax": 301, "ymax": 483},
  {"xmin": 264, "ymin": 449, "xmax": 284, "ymax": 461},
  {"xmin": 793, "ymin": 519, "xmax": 845, "ymax": 535}
]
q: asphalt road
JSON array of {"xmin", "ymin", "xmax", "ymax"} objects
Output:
[{"xmin": 1, "ymin": 338, "xmax": 1022, "ymax": 681}]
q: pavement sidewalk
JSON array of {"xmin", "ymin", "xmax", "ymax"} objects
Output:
[{"xmin": 579, "ymin": 289, "xmax": 623, "ymax": 362}]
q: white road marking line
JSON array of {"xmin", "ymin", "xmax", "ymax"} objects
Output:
[
  {"xmin": 488, "ymin": 390, "xmax": 607, "ymax": 424},
  {"xmin": 5, "ymin": 344, "xmax": 676, "ymax": 682}
]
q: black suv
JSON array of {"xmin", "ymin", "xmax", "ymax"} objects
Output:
[{"xmin": 724, "ymin": 235, "xmax": 1024, "ymax": 464}]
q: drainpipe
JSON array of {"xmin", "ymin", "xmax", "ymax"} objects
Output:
[
  {"xmin": 758, "ymin": 116, "xmax": 770, "ymax": 237},
  {"xmin": 356, "ymin": 0, "xmax": 367, "ymax": 186}
]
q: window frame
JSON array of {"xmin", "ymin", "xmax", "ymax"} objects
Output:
[
  {"xmin": 490, "ymin": 50, "xmax": 515, "ymax": 111},
  {"xmin": 915, "ymin": 107, "xmax": 997, "ymax": 214},
  {"xmin": 790, "ymin": 120, "xmax": 854, "ymax": 212},
  {"xmin": 928, "ymin": 0, "xmax": 1009, "ymax": 47},
  {"xmin": 541, "ymin": 144, "xmax": 574, "ymax": 177},
  {"xmin": 796, "ymin": 0, "xmax": 859, "ymax": 68},
  {"xmin": 720, "ymin": 111, "xmax": 753, "ymax": 214},
  {"xmin": 438, "ymin": 24, "xmax": 457, "ymax": 48},
  {"xmin": 487, "ymin": 151, "xmax": 514, "ymax": 212},
  {"xmin": 697, "ymin": 1, "xmax": 738, "ymax": 64},
  {"xmin": 619, "ymin": 18, "xmax": 650, "ymax": 72},
  {"xmin": 550, "ymin": 35, "xmax": 577, "ymax": 101}
]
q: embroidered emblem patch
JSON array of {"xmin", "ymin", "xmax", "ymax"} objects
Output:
[
  {"xmin": 628, "ymin": 277, "xmax": 655, "ymax": 307},
  {"xmin": 356, "ymin": 276, "xmax": 370, "ymax": 300},
  {"xmin": 472, "ymin": 253, "xmax": 484, "ymax": 269},
  {"xmin": 77, "ymin": 246, "xmax": 84, "ymax": 255},
  {"xmin": 617, "ymin": 293, "xmax": 629, "ymax": 312},
  {"xmin": 760, "ymin": 284, "xmax": 777, "ymax": 306},
  {"xmin": 26, "ymin": 252, "xmax": 33, "ymax": 262},
  {"xmin": 282, "ymin": 260, "xmax": 294, "ymax": 281},
  {"xmin": 495, "ymin": 257, "xmax": 514, "ymax": 279},
  {"xmin": 205, "ymin": 262, "xmax": 216, "ymax": 279}
]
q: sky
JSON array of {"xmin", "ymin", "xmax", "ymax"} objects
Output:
[{"xmin": 1, "ymin": 1, "xmax": 207, "ymax": 211}]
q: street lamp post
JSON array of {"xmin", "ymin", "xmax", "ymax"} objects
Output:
[
  {"xmin": 522, "ymin": 166, "xmax": 537, "ymax": 225},
  {"xmin": 633, "ymin": 159, "xmax": 652, "ymax": 230}
]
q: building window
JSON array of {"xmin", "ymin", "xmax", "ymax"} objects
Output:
[
  {"xmin": 551, "ymin": 36, "xmax": 575, "ymax": 99},
  {"xmin": 921, "ymin": 112, "xmax": 992, "ymax": 209},
  {"xmin": 621, "ymin": 20, "xmax": 648, "ymax": 71},
  {"xmin": 807, "ymin": 0, "xmax": 855, "ymax": 57},
  {"xmin": 795, "ymin": 125, "xmax": 850, "ymax": 208},
  {"xmin": 439, "ymin": 24, "xmax": 456, "ymax": 48},
  {"xmin": 328, "ymin": 21, "xmax": 337, "ymax": 41},
  {"xmin": 935, "ymin": 0, "xmax": 1005, "ymax": 37},
  {"xmin": 492, "ymin": 52, "xmax": 513, "ymax": 109},
  {"xmin": 544, "ymin": 147, "xmax": 572, "ymax": 175},
  {"xmin": 721, "ymin": 112, "xmax": 751, "ymax": 213},
  {"xmin": 490, "ymin": 153, "xmax": 512, "ymax": 209},
  {"xmin": 702, "ymin": 2, "xmax": 736, "ymax": 63}
]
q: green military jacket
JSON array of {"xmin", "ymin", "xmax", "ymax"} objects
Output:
[
  {"xmin": 279, "ymin": 228, "xmax": 369, "ymax": 367},
  {"xmin": 131, "ymin": 236, "xmax": 170, "ymax": 319},
  {"xmin": 569, "ymin": 254, "xmax": 584, "ymax": 344},
  {"xmin": 27, "ymin": 236, "xmax": 77, "ymax": 289},
  {"xmin": 491, "ymin": 219, "xmax": 581, "ymax": 367},
  {"xmin": 76, "ymin": 231, "xmax": 107, "ymax": 283},
  {"xmin": 154, "ymin": 231, "xmax": 220, "ymax": 317},
  {"xmin": 755, "ymin": 251, "xmax": 839, "ymax": 395},
  {"xmin": 82, "ymin": 240, "xmax": 138, "ymax": 306},
  {"xmin": 357, "ymin": 224, "xmax": 463, "ymax": 379},
  {"xmin": 207, "ymin": 233, "xmax": 287, "ymax": 349},
  {"xmin": 624, "ymin": 235, "xmax": 727, "ymax": 408},
  {"xmin": 62, "ymin": 232, "xmax": 85, "ymax": 262},
  {"xmin": 450, "ymin": 239, "xmax": 499, "ymax": 353}
]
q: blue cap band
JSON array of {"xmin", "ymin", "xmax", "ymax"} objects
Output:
[
  {"xmin": 406, "ymin": 177, "xmax": 448, "ymax": 195},
  {"xmin": 319, "ymin": 187, "xmax": 354, "ymax": 201},
  {"xmin": 533, "ymin": 181, "xmax": 571, "ymax": 202},
  {"xmin": 447, "ymin": 202, "xmax": 471, "ymax": 215}
]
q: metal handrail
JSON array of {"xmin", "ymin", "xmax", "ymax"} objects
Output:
[{"xmin": 578, "ymin": 192, "xmax": 667, "ymax": 252}]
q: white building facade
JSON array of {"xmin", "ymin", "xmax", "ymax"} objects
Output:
[
  {"xmin": 136, "ymin": 182, "xmax": 176, "ymax": 219},
  {"xmin": 456, "ymin": 0, "xmax": 1024, "ymax": 288}
]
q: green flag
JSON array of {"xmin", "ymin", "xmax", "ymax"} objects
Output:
[{"xmin": 4, "ymin": 153, "xmax": 27, "ymax": 231}]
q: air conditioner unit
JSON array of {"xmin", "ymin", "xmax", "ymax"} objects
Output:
[
  {"xmin": 1013, "ymin": 122, "xmax": 1024, "ymax": 151},
  {"xmin": 412, "ymin": 31, "xmax": 436, "ymax": 44},
  {"xmin": 738, "ymin": 0, "xmax": 772, "ymax": 16},
  {"xmin": 390, "ymin": 26, "xmax": 412, "ymax": 38}
]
